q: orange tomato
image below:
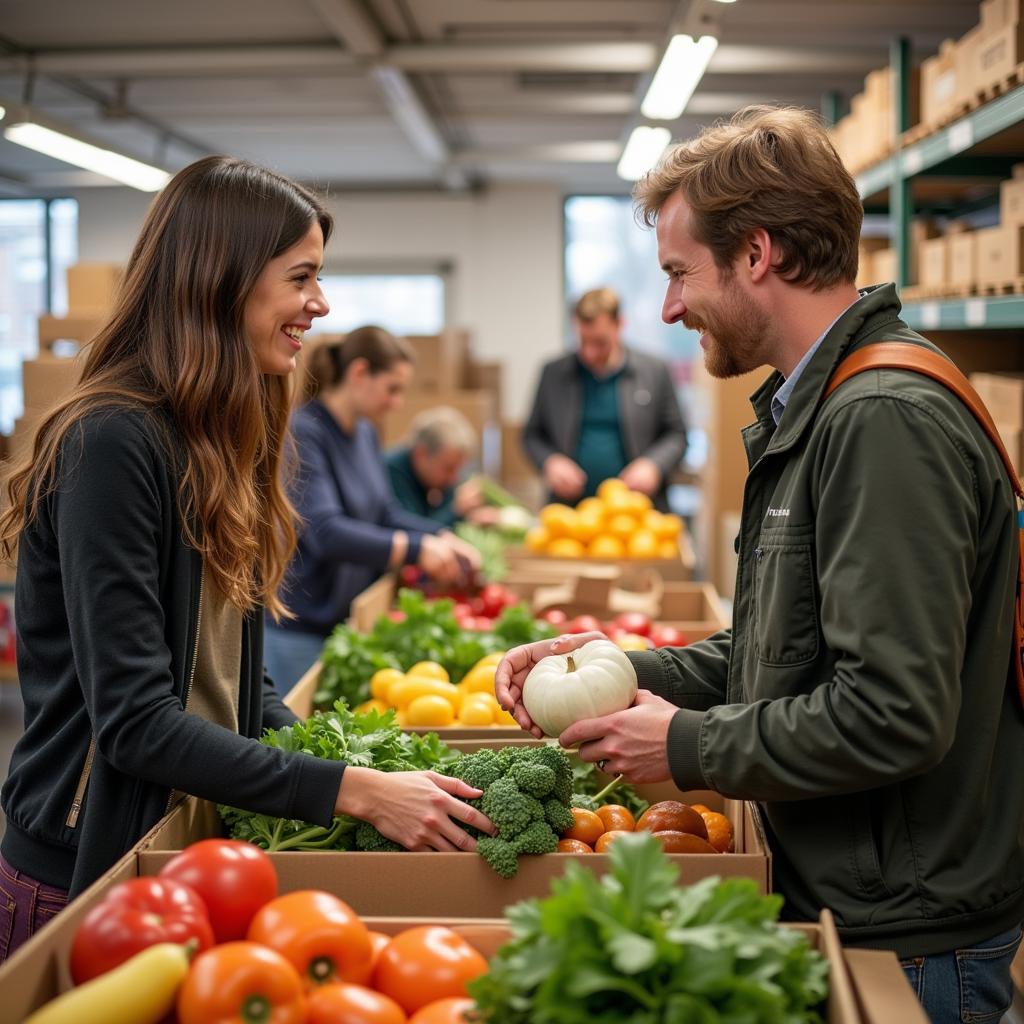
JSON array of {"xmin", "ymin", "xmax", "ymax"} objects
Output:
[
  {"xmin": 626, "ymin": 529, "xmax": 659, "ymax": 559},
  {"xmin": 373, "ymin": 926, "xmax": 488, "ymax": 1016},
  {"xmin": 177, "ymin": 941, "xmax": 306, "ymax": 1024},
  {"xmin": 588, "ymin": 534, "xmax": 625, "ymax": 559},
  {"xmin": 248, "ymin": 890, "xmax": 374, "ymax": 990},
  {"xmin": 306, "ymin": 983, "xmax": 407, "ymax": 1024},
  {"xmin": 594, "ymin": 829, "xmax": 632, "ymax": 853},
  {"xmin": 409, "ymin": 997, "xmax": 477, "ymax": 1024},
  {"xmin": 596, "ymin": 804, "xmax": 636, "ymax": 833},
  {"xmin": 369, "ymin": 931, "xmax": 392, "ymax": 972},
  {"xmin": 563, "ymin": 807, "xmax": 605, "ymax": 846},
  {"xmin": 557, "ymin": 838, "xmax": 594, "ymax": 853},
  {"xmin": 699, "ymin": 810, "xmax": 736, "ymax": 853}
]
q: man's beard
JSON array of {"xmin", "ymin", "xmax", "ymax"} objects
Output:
[{"xmin": 691, "ymin": 277, "xmax": 769, "ymax": 379}]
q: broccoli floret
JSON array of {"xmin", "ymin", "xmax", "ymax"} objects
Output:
[
  {"xmin": 449, "ymin": 749, "xmax": 505, "ymax": 791},
  {"xmin": 532, "ymin": 745, "xmax": 574, "ymax": 803},
  {"xmin": 544, "ymin": 798, "xmax": 576, "ymax": 835},
  {"xmin": 355, "ymin": 821, "xmax": 403, "ymax": 852},
  {"xmin": 477, "ymin": 836, "xmax": 519, "ymax": 878},
  {"xmin": 481, "ymin": 777, "xmax": 534, "ymax": 838},
  {"xmin": 512, "ymin": 820, "xmax": 559, "ymax": 856},
  {"xmin": 511, "ymin": 760, "xmax": 556, "ymax": 798}
]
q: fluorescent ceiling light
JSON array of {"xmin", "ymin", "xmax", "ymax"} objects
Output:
[
  {"xmin": 709, "ymin": 0, "xmax": 737, "ymax": 4},
  {"xmin": 617, "ymin": 125, "xmax": 671, "ymax": 181},
  {"xmin": 641, "ymin": 34, "xmax": 719, "ymax": 120},
  {"xmin": 3, "ymin": 119, "xmax": 170, "ymax": 191}
]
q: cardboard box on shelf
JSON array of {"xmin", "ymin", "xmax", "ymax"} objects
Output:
[
  {"xmin": 981, "ymin": 0, "xmax": 1024, "ymax": 34},
  {"xmin": 918, "ymin": 235, "xmax": 950, "ymax": 290},
  {"xmin": 949, "ymin": 230, "xmax": 978, "ymax": 288},
  {"xmin": 21, "ymin": 355, "xmax": 82, "ymax": 413},
  {"xmin": 993, "ymin": 425, "xmax": 1024, "ymax": 474},
  {"xmin": 378, "ymin": 389, "xmax": 497, "ymax": 459},
  {"xmin": 970, "ymin": 371, "xmax": 1024, "ymax": 428},
  {"xmin": 405, "ymin": 329, "xmax": 470, "ymax": 393},
  {"xmin": 921, "ymin": 39, "xmax": 960, "ymax": 128},
  {"xmin": 975, "ymin": 223, "xmax": 1024, "ymax": 286},
  {"xmin": 973, "ymin": 19, "xmax": 1024, "ymax": 91},
  {"xmin": 66, "ymin": 262, "xmax": 122, "ymax": 315},
  {"xmin": 872, "ymin": 248, "xmax": 897, "ymax": 285}
]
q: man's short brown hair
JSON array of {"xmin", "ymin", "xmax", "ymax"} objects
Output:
[
  {"xmin": 633, "ymin": 106, "xmax": 863, "ymax": 290},
  {"xmin": 573, "ymin": 287, "xmax": 620, "ymax": 322}
]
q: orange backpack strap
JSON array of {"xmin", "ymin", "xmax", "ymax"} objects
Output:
[{"xmin": 824, "ymin": 341, "xmax": 1024, "ymax": 707}]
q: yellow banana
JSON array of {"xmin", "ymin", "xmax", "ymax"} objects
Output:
[{"xmin": 24, "ymin": 941, "xmax": 189, "ymax": 1024}]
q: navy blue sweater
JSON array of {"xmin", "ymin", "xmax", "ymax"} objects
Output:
[{"xmin": 277, "ymin": 401, "xmax": 441, "ymax": 636}]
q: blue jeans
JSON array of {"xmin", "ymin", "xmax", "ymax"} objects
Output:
[
  {"xmin": 900, "ymin": 925, "xmax": 1022, "ymax": 1023},
  {"xmin": 263, "ymin": 625, "xmax": 325, "ymax": 699}
]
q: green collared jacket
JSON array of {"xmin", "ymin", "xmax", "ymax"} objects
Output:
[{"xmin": 629, "ymin": 284, "xmax": 1024, "ymax": 957}]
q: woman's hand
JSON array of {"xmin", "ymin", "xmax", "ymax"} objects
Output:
[
  {"xmin": 336, "ymin": 766, "xmax": 495, "ymax": 851},
  {"xmin": 494, "ymin": 631, "xmax": 607, "ymax": 738}
]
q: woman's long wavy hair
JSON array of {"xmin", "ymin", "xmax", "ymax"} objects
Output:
[{"xmin": 0, "ymin": 155, "xmax": 333, "ymax": 620}]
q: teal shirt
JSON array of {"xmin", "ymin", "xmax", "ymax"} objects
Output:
[
  {"xmin": 574, "ymin": 363, "xmax": 627, "ymax": 498},
  {"xmin": 384, "ymin": 446, "xmax": 458, "ymax": 527}
]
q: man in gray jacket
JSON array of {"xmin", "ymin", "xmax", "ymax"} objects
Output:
[
  {"xmin": 522, "ymin": 287, "xmax": 687, "ymax": 511},
  {"xmin": 498, "ymin": 106, "xmax": 1024, "ymax": 1024}
]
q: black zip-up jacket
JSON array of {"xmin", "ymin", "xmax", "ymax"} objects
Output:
[{"xmin": 1, "ymin": 408, "xmax": 346, "ymax": 896}]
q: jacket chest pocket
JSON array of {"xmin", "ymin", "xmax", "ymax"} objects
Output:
[{"xmin": 752, "ymin": 537, "xmax": 820, "ymax": 666}]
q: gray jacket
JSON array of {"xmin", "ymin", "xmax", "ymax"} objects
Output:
[{"xmin": 522, "ymin": 348, "xmax": 687, "ymax": 510}]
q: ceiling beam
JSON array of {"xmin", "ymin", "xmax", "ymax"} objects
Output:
[
  {"xmin": 304, "ymin": 0, "xmax": 469, "ymax": 189},
  {"xmin": 452, "ymin": 141, "xmax": 621, "ymax": 165}
]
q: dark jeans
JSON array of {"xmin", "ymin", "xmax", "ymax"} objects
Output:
[
  {"xmin": 901, "ymin": 925, "xmax": 1022, "ymax": 1024},
  {"xmin": 0, "ymin": 853, "xmax": 69, "ymax": 964}
]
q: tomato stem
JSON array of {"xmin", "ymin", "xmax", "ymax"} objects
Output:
[
  {"xmin": 242, "ymin": 994, "xmax": 272, "ymax": 1023},
  {"xmin": 309, "ymin": 956, "xmax": 335, "ymax": 984}
]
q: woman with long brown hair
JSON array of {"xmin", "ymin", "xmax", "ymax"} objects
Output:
[
  {"xmin": 0, "ymin": 156, "xmax": 492, "ymax": 961},
  {"xmin": 264, "ymin": 326, "xmax": 481, "ymax": 694}
]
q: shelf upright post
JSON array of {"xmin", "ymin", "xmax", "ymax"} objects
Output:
[
  {"xmin": 892, "ymin": 36, "xmax": 912, "ymax": 289},
  {"xmin": 822, "ymin": 90, "xmax": 844, "ymax": 128}
]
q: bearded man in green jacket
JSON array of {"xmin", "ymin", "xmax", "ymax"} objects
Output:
[{"xmin": 497, "ymin": 105, "xmax": 1024, "ymax": 1024}]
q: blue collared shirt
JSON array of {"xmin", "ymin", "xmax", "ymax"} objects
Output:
[{"xmin": 771, "ymin": 305, "xmax": 856, "ymax": 425}]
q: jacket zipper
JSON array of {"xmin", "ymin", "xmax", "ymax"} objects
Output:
[
  {"xmin": 65, "ymin": 738, "xmax": 96, "ymax": 828},
  {"xmin": 165, "ymin": 569, "xmax": 204, "ymax": 813}
]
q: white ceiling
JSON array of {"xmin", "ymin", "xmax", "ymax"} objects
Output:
[{"xmin": 0, "ymin": 0, "xmax": 984, "ymax": 196}]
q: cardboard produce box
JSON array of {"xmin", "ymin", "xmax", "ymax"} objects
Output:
[
  {"xmin": 975, "ymin": 223, "xmax": 1024, "ymax": 287},
  {"xmin": 505, "ymin": 532, "xmax": 696, "ymax": 582},
  {"xmin": 949, "ymin": 229, "xmax": 977, "ymax": 289},
  {"xmin": 66, "ymin": 262, "xmax": 122, "ymax": 315}
]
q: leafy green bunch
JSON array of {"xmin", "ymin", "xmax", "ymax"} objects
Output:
[
  {"xmin": 316, "ymin": 588, "xmax": 555, "ymax": 708},
  {"xmin": 570, "ymin": 756, "xmax": 649, "ymax": 818},
  {"xmin": 469, "ymin": 832, "xmax": 829, "ymax": 1024},
  {"xmin": 219, "ymin": 703, "xmax": 455, "ymax": 851}
]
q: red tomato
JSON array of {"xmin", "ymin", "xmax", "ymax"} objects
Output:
[
  {"xmin": 650, "ymin": 625, "xmax": 688, "ymax": 648},
  {"xmin": 178, "ymin": 941, "xmax": 305, "ymax": 1024},
  {"xmin": 306, "ymin": 983, "xmax": 407, "ymax": 1024},
  {"xmin": 453, "ymin": 602, "xmax": 473, "ymax": 621},
  {"xmin": 466, "ymin": 617, "xmax": 494, "ymax": 632},
  {"xmin": 248, "ymin": 890, "xmax": 374, "ymax": 990},
  {"xmin": 409, "ymin": 997, "xmax": 477, "ymax": 1023},
  {"xmin": 614, "ymin": 612, "xmax": 651, "ymax": 637},
  {"xmin": 70, "ymin": 876, "xmax": 214, "ymax": 984},
  {"xmin": 479, "ymin": 583, "xmax": 510, "ymax": 619},
  {"xmin": 373, "ymin": 926, "xmax": 488, "ymax": 1015},
  {"xmin": 158, "ymin": 838, "xmax": 278, "ymax": 942},
  {"xmin": 566, "ymin": 615, "xmax": 602, "ymax": 634},
  {"xmin": 539, "ymin": 608, "xmax": 567, "ymax": 626},
  {"xmin": 399, "ymin": 565, "xmax": 422, "ymax": 588},
  {"xmin": 387, "ymin": 610, "xmax": 408, "ymax": 624},
  {"xmin": 603, "ymin": 625, "xmax": 627, "ymax": 642},
  {"xmin": 469, "ymin": 596, "xmax": 486, "ymax": 616}
]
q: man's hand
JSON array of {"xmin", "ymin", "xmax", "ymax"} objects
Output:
[
  {"xmin": 620, "ymin": 457, "xmax": 662, "ymax": 496},
  {"xmin": 558, "ymin": 690, "xmax": 677, "ymax": 784},
  {"xmin": 543, "ymin": 454, "xmax": 587, "ymax": 502},
  {"xmin": 494, "ymin": 631, "xmax": 606, "ymax": 737}
]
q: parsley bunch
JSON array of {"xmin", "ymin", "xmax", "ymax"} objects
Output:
[{"xmin": 469, "ymin": 832, "xmax": 829, "ymax": 1023}]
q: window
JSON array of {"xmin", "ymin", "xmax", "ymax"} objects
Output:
[
  {"xmin": 0, "ymin": 198, "xmax": 78, "ymax": 432},
  {"xmin": 311, "ymin": 271, "xmax": 446, "ymax": 337}
]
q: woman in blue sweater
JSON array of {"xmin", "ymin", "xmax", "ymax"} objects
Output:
[{"xmin": 264, "ymin": 327, "xmax": 480, "ymax": 694}]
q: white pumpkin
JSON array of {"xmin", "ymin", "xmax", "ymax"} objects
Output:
[{"xmin": 522, "ymin": 639, "xmax": 638, "ymax": 738}]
